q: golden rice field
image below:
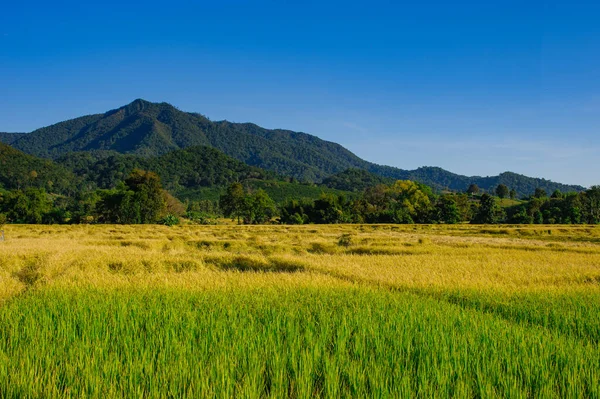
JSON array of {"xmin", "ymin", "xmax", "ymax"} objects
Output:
[{"xmin": 1, "ymin": 224, "xmax": 599, "ymax": 398}]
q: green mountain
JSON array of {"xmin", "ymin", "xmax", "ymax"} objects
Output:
[
  {"xmin": 322, "ymin": 169, "xmax": 395, "ymax": 192},
  {"xmin": 3, "ymin": 99, "xmax": 366, "ymax": 181},
  {"xmin": 1, "ymin": 99, "xmax": 586, "ymax": 196},
  {"xmin": 366, "ymin": 166, "xmax": 586, "ymax": 196},
  {"xmin": 0, "ymin": 133, "xmax": 26, "ymax": 145},
  {"xmin": 56, "ymin": 146, "xmax": 348, "ymax": 203},
  {"xmin": 0, "ymin": 143, "xmax": 75, "ymax": 192},
  {"xmin": 56, "ymin": 146, "xmax": 273, "ymax": 192},
  {"xmin": 0, "ymin": 142, "xmax": 348, "ymax": 203},
  {"xmin": 326, "ymin": 167, "xmax": 584, "ymax": 197}
]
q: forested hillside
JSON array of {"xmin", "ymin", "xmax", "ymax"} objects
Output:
[
  {"xmin": 322, "ymin": 169, "xmax": 395, "ymax": 192},
  {"xmin": 4, "ymin": 99, "xmax": 366, "ymax": 181},
  {"xmin": 1, "ymin": 99, "xmax": 587, "ymax": 196},
  {"xmin": 56, "ymin": 147, "xmax": 351, "ymax": 203},
  {"xmin": 0, "ymin": 133, "xmax": 26, "ymax": 145},
  {"xmin": 1, "ymin": 141, "xmax": 599, "ymax": 226},
  {"xmin": 56, "ymin": 146, "xmax": 274, "ymax": 192},
  {"xmin": 0, "ymin": 143, "xmax": 75, "ymax": 193},
  {"xmin": 367, "ymin": 166, "xmax": 584, "ymax": 197}
]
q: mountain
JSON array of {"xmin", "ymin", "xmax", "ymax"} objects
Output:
[
  {"xmin": 0, "ymin": 143, "xmax": 348, "ymax": 203},
  {"xmin": 322, "ymin": 169, "xmax": 395, "ymax": 192},
  {"xmin": 365, "ymin": 166, "xmax": 585, "ymax": 196},
  {"xmin": 1, "ymin": 99, "xmax": 586, "ymax": 196},
  {"xmin": 0, "ymin": 133, "xmax": 26, "ymax": 145},
  {"xmin": 56, "ymin": 146, "xmax": 274, "ymax": 192},
  {"xmin": 0, "ymin": 143, "xmax": 75, "ymax": 192},
  {"xmin": 3, "ymin": 99, "xmax": 367, "ymax": 181},
  {"xmin": 326, "ymin": 167, "xmax": 585, "ymax": 197}
]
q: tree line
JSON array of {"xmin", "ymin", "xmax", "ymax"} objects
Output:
[{"xmin": 1, "ymin": 169, "xmax": 599, "ymax": 225}]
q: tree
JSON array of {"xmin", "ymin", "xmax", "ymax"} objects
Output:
[
  {"xmin": 454, "ymin": 193, "xmax": 473, "ymax": 222},
  {"xmin": 96, "ymin": 170, "xmax": 166, "ymax": 224},
  {"xmin": 495, "ymin": 184, "xmax": 509, "ymax": 199},
  {"xmin": 534, "ymin": 188, "xmax": 547, "ymax": 199},
  {"xmin": 436, "ymin": 195, "xmax": 461, "ymax": 224},
  {"xmin": 388, "ymin": 180, "xmax": 432, "ymax": 223},
  {"xmin": 280, "ymin": 199, "xmax": 310, "ymax": 224},
  {"xmin": 220, "ymin": 182, "xmax": 246, "ymax": 224},
  {"xmin": 582, "ymin": 186, "xmax": 600, "ymax": 224},
  {"xmin": 96, "ymin": 188, "xmax": 136, "ymax": 224},
  {"xmin": 509, "ymin": 189, "xmax": 517, "ymax": 200},
  {"xmin": 309, "ymin": 193, "xmax": 349, "ymax": 224},
  {"xmin": 125, "ymin": 169, "xmax": 167, "ymax": 223},
  {"xmin": 508, "ymin": 206, "xmax": 533, "ymax": 224},
  {"xmin": 472, "ymin": 193, "xmax": 504, "ymax": 224},
  {"xmin": 467, "ymin": 184, "xmax": 480, "ymax": 196},
  {"xmin": 0, "ymin": 188, "xmax": 52, "ymax": 224},
  {"xmin": 243, "ymin": 189, "xmax": 276, "ymax": 224}
]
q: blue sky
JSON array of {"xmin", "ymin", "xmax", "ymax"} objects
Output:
[{"xmin": 1, "ymin": 1, "xmax": 598, "ymax": 186}]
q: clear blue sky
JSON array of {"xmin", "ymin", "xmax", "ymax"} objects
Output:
[{"xmin": 1, "ymin": 1, "xmax": 598, "ymax": 186}]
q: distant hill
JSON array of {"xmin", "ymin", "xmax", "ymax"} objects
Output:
[
  {"xmin": 1, "ymin": 99, "xmax": 586, "ymax": 196},
  {"xmin": 56, "ymin": 146, "xmax": 274, "ymax": 192},
  {"xmin": 56, "ymin": 146, "xmax": 348, "ymax": 202},
  {"xmin": 0, "ymin": 143, "xmax": 74, "ymax": 192},
  {"xmin": 0, "ymin": 133, "xmax": 26, "ymax": 145},
  {"xmin": 0, "ymin": 143, "xmax": 349, "ymax": 203},
  {"xmin": 325, "ymin": 167, "xmax": 585, "ymax": 197},
  {"xmin": 322, "ymin": 169, "xmax": 394, "ymax": 192}
]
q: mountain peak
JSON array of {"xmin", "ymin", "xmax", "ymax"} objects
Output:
[{"xmin": 121, "ymin": 98, "xmax": 154, "ymax": 114}]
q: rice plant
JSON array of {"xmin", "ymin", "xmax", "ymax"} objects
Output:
[{"xmin": 0, "ymin": 224, "xmax": 598, "ymax": 397}]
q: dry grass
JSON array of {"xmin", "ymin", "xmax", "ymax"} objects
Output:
[{"xmin": 1, "ymin": 224, "xmax": 599, "ymax": 299}]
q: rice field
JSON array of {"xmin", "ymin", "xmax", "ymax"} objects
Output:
[{"xmin": 0, "ymin": 224, "xmax": 599, "ymax": 398}]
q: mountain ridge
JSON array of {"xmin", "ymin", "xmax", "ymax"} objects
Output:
[{"xmin": 0, "ymin": 99, "xmax": 586, "ymax": 196}]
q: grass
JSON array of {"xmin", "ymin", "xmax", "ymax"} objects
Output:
[
  {"xmin": 497, "ymin": 198, "xmax": 524, "ymax": 207},
  {"xmin": 0, "ymin": 224, "xmax": 599, "ymax": 397}
]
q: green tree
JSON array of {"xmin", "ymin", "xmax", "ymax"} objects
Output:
[
  {"xmin": 280, "ymin": 199, "xmax": 310, "ymax": 225},
  {"xmin": 509, "ymin": 189, "xmax": 517, "ymax": 200},
  {"xmin": 388, "ymin": 180, "xmax": 432, "ymax": 223},
  {"xmin": 309, "ymin": 193, "xmax": 349, "ymax": 224},
  {"xmin": 0, "ymin": 188, "xmax": 52, "ymax": 224},
  {"xmin": 96, "ymin": 170, "xmax": 166, "ymax": 224},
  {"xmin": 125, "ymin": 169, "xmax": 167, "ymax": 223},
  {"xmin": 509, "ymin": 206, "xmax": 533, "ymax": 224},
  {"xmin": 533, "ymin": 210, "xmax": 544, "ymax": 224},
  {"xmin": 96, "ymin": 188, "xmax": 136, "ymax": 224},
  {"xmin": 436, "ymin": 195, "xmax": 461, "ymax": 224},
  {"xmin": 472, "ymin": 193, "xmax": 504, "ymax": 224},
  {"xmin": 220, "ymin": 182, "xmax": 246, "ymax": 224},
  {"xmin": 467, "ymin": 184, "xmax": 480, "ymax": 196},
  {"xmin": 534, "ymin": 188, "xmax": 547, "ymax": 199},
  {"xmin": 495, "ymin": 184, "xmax": 509, "ymax": 199},
  {"xmin": 243, "ymin": 189, "xmax": 276, "ymax": 224},
  {"xmin": 582, "ymin": 186, "xmax": 600, "ymax": 224}
]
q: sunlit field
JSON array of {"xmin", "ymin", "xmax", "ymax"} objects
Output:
[{"xmin": 1, "ymin": 224, "xmax": 599, "ymax": 397}]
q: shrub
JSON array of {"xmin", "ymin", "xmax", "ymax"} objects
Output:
[
  {"xmin": 160, "ymin": 214, "xmax": 180, "ymax": 227},
  {"xmin": 186, "ymin": 211, "xmax": 217, "ymax": 225}
]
